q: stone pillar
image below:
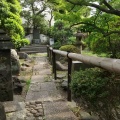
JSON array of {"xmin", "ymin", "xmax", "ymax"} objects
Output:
[
  {"xmin": 0, "ymin": 102, "xmax": 6, "ymax": 120},
  {"xmin": 33, "ymin": 29, "xmax": 40, "ymax": 44},
  {"xmin": 0, "ymin": 29, "xmax": 14, "ymax": 101}
]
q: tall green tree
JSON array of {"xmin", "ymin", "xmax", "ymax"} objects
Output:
[{"xmin": 21, "ymin": 0, "xmax": 50, "ymax": 34}]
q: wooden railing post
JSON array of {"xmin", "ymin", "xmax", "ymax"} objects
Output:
[
  {"xmin": 48, "ymin": 47, "xmax": 51, "ymax": 62},
  {"xmin": 49, "ymin": 48, "xmax": 52, "ymax": 64},
  {"xmin": 67, "ymin": 52, "xmax": 72, "ymax": 101},
  {"xmin": 52, "ymin": 50, "xmax": 57, "ymax": 80},
  {"xmin": 47, "ymin": 45, "xmax": 49, "ymax": 57}
]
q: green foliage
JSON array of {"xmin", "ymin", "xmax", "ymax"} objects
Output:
[
  {"xmin": 68, "ymin": 36, "xmax": 76, "ymax": 44},
  {"xmin": 0, "ymin": 0, "xmax": 28, "ymax": 49},
  {"xmin": 13, "ymin": 38, "xmax": 30, "ymax": 49},
  {"xmin": 52, "ymin": 41, "xmax": 61, "ymax": 49},
  {"xmin": 48, "ymin": 0, "xmax": 120, "ymax": 58},
  {"xmin": 26, "ymin": 79, "xmax": 31, "ymax": 91},
  {"xmin": 71, "ymin": 68, "xmax": 120, "ymax": 119},
  {"xmin": 47, "ymin": 26, "xmax": 54, "ymax": 37},
  {"xmin": 83, "ymin": 14, "xmax": 120, "ymax": 58},
  {"xmin": 50, "ymin": 20, "xmax": 73, "ymax": 47},
  {"xmin": 21, "ymin": 0, "xmax": 49, "ymax": 34},
  {"xmin": 59, "ymin": 45, "xmax": 79, "ymax": 53}
]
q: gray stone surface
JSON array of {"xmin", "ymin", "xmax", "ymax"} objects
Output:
[
  {"xmin": 11, "ymin": 49, "xmax": 21, "ymax": 75},
  {"xmin": 79, "ymin": 110, "xmax": 98, "ymax": 120},
  {"xmin": 43, "ymin": 100, "xmax": 78, "ymax": 120},
  {"xmin": 4, "ymin": 54, "xmax": 79, "ymax": 120},
  {"xmin": 33, "ymin": 69, "xmax": 51, "ymax": 75},
  {"xmin": 57, "ymin": 73, "xmax": 67, "ymax": 79},
  {"xmin": 31, "ymin": 75, "xmax": 45, "ymax": 83},
  {"xmin": 25, "ymin": 101, "xmax": 44, "ymax": 120},
  {"xmin": 18, "ymin": 52, "xmax": 30, "ymax": 59},
  {"xmin": 20, "ymin": 45, "xmax": 47, "ymax": 53},
  {"xmin": 4, "ymin": 102, "xmax": 26, "ymax": 120},
  {"xmin": 40, "ymin": 82, "xmax": 57, "ymax": 91},
  {"xmin": 0, "ymin": 102, "xmax": 6, "ymax": 120},
  {"xmin": 3, "ymin": 101, "xmax": 25, "ymax": 113},
  {"xmin": 25, "ymin": 82, "xmax": 62, "ymax": 102},
  {"xmin": 25, "ymin": 55, "xmax": 78, "ymax": 120},
  {"xmin": 0, "ymin": 49, "xmax": 13, "ymax": 101},
  {"xmin": 72, "ymin": 60, "xmax": 94, "ymax": 71},
  {"xmin": 61, "ymin": 79, "xmax": 68, "ymax": 89}
]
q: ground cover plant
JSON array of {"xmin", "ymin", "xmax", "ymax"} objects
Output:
[{"xmin": 71, "ymin": 68, "xmax": 120, "ymax": 120}]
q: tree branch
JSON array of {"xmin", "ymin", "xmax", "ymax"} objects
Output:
[
  {"xmin": 68, "ymin": 5, "xmax": 76, "ymax": 12},
  {"xmin": 102, "ymin": 0, "xmax": 114, "ymax": 10},
  {"xmin": 103, "ymin": 31, "xmax": 120, "ymax": 37},
  {"xmin": 70, "ymin": 22, "xmax": 120, "ymax": 37},
  {"xmin": 70, "ymin": 22, "xmax": 105, "ymax": 34},
  {"xmin": 36, "ymin": 6, "xmax": 46, "ymax": 15},
  {"xmin": 65, "ymin": 0, "xmax": 120, "ymax": 16}
]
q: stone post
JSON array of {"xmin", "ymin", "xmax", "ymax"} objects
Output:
[
  {"xmin": 0, "ymin": 102, "xmax": 6, "ymax": 120},
  {"xmin": 0, "ymin": 29, "xmax": 14, "ymax": 101},
  {"xmin": 75, "ymin": 31, "xmax": 84, "ymax": 54}
]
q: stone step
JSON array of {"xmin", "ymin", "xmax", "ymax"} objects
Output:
[
  {"xmin": 43, "ymin": 100, "xmax": 78, "ymax": 120},
  {"xmin": 25, "ymin": 81, "xmax": 63, "ymax": 102},
  {"xmin": 22, "ymin": 46, "xmax": 47, "ymax": 48},
  {"xmin": 20, "ymin": 47, "xmax": 46, "ymax": 51},
  {"xmin": 26, "ymin": 44, "xmax": 47, "ymax": 47},
  {"xmin": 3, "ymin": 101, "xmax": 26, "ymax": 120},
  {"xmin": 21, "ymin": 51, "xmax": 46, "ymax": 54},
  {"xmin": 20, "ymin": 47, "xmax": 47, "ymax": 53},
  {"xmin": 20, "ymin": 44, "xmax": 47, "ymax": 53}
]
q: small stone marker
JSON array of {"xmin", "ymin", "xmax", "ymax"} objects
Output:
[
  {"xmin": 0, "ymin": 29, "xmax": 14, "ymax": 101},
  {"xmin": 0, "ymin": 102, "xmax": 6, "ymax": 120}
]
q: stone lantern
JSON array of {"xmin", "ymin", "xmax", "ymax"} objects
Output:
[
  {"xmin": 75, "ymin": 31, "xmax": 84, "ymax": 54},
  {"xmin": 0, "ymin": 29, "xmax": 14, "ymax": 101}
]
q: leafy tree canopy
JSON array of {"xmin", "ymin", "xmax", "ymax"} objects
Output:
[
  {"xmin": 0, "ymin": 0, "xmax": 29, "ymax": 48},
  {"xmin": 21, "ymin": 0, "xmax": 51, "ymax": 34},
  {"xmin": 48, "ymin": 0, "xmax": 120, "ymax": 58}
]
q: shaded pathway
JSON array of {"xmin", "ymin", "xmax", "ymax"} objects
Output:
[{"xmin": 25, "ymin": 55, "xmax": 78, "ymax": 120}]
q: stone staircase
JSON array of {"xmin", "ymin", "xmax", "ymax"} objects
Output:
[{"xmin": 20, "ymin": 44, "xmax": 47, "ymax": 54}]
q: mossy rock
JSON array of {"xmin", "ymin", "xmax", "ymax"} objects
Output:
[{"xmin": 59, "ymin": 45, "xmax": 79, "ymax": 53}]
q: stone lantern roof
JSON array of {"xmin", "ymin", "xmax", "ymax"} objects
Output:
[{"xmin": 0, "ymin": 29, "xmax": 14, "ymax": 49}]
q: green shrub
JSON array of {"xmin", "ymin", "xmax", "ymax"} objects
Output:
[
  {"xmin": 15, "ymin": 38, "xmax": 30, "ymax": 50},
  {"xmin": 59, "ymin": 45, "xmax": 80, "ymax": 53},
  {"xmin": 71, "ymin": 68, "xmax": 120, "ymax": 120},
  {"xmin": 52, "ymin": 41, "xmax": 61, "ymax": 49}
]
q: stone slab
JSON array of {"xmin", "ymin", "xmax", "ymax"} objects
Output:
[
  {"xmin": 31, "ymin": 75, "xmax": 45, "ymax": 83},
  {"xmin": 35, "ymin": 57, "xmax": 47, "ymax": 61},
  {"xmin": 26, "ymin": 86, "xmax": 62, "ymax": 102},
  {"xmin": 33, "ymin": 69, "xmax": 51, "ymax": 75},
  {"xmin": 33, "ymin": 64, "xmax": 44, "ymax": 70},
  {"xmin": 3, "ymin": 101, "xmax": 24, "ymax": 113},
  {"xmin": 79, "ymin": 110, "xmax": 98, "ymax": 120},
  {"xmin": 57, "ymin": 73, "xmax": 67, "ymax": 79},
  {"xmin": 40, "ymin": 82, "xmax": 57, "ymax": 91},
  {"xmin": 72, "ymin": 60, "xmax": 94, "ymax": 71},
  {"xmin": 43, "ymin": 100, "xmax": 78, "ymax": 120},
  {"xmin": 29, "ymin": 83, "xmax": 41, "ymax": 92}
]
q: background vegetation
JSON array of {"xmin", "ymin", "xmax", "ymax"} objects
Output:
[
  {"xmin": 47, "ymin": 0, "xmax": 120, "ymax": 58},
  {"xmin": 71, "ymin": 68, "xmax": 120, "ymax": 120}
]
